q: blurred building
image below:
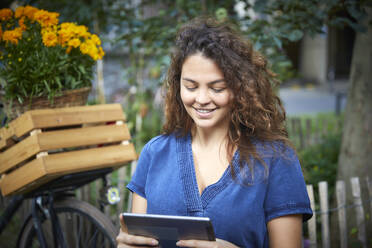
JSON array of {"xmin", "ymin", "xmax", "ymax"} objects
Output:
[{"xmin": 285, "ymin": 25, "xmax": 355, "ymax": 88}]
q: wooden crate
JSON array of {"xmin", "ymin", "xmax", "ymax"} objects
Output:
[{"xmin": 0, "ymin": 104, "xmax": 137, "ymax": 196}]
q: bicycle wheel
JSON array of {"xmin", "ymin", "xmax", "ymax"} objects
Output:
[{"xmin": 17, "ymin": 197, "xmax": 117, "ymax": 248}]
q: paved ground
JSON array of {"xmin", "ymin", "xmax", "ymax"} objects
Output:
[{"xmin": 278, "ymin": 82, "xmax": 348, "ymax": 116}]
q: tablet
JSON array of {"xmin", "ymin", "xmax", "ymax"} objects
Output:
[{"xmin": 122, "ymin": 213, "xmax": 215, "ymax": 247}]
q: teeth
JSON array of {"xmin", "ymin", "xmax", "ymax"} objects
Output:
[{"xmin": 196, "ymin": 109, "xmax": 213, "ymax": 113}]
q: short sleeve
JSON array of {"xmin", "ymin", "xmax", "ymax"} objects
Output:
[
  {"xmin": 126, "ymin": 142, "xmax": 152, "ymax": 198},
  {"xmin": 264, "ymin": 147, "xmax": 313, "ymax": 223}
]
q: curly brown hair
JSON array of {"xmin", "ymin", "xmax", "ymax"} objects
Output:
[{"xmin": 162, "ymin": 17, "xmax": 292, "ymax": 177}]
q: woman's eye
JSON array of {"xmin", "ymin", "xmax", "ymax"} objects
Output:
[
  {"xmin": 212, "ymin": 88, "xmax": 225, "ymax": 93},
  {"xmin": 185, "ymin": 86, "xmax": 197, "ymax": 91}
]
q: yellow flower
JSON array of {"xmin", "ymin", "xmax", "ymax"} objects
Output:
[
  {"xmin": 60, "ymin": 22, "xmax": 74, "ymax": 30},
  {"xmin": 42, "ymin": 31, "xmax": 58, "ymax": 47},
  {"xmin": 68, "ymin": 38, "xmax": 81, "ymax": 48},
  {"xmin": 58, "ymin": 28, "xmax": 74, "ymax": 46},
  {"xmin": 2, "ymin": 27, "xmax": 23, "ymax": 45},
  {"xmin": 41, "ymin": 25, "xmax": 57, "ymax": 35},
  {"xmin": 0, "ymin": 8, "xmax": 13, "ymax": 21},
  {"xmin": 75, "ymin": 25, "xmax": 89, "ymax": 37},
  {"xmin": 18, "ymin": 57, "xmax": 22, "ymax": 62},
  {"xmin": 97, "ymin": 47, "xmax": 105, "ymax": 60},
  {"xmin": 0, "ymin": 25, "xmax": 2, "ymax": 41},
  {"xmin": 79, "ymin": 41, "xmax": 90, "ymax": 54},
  {"xmin": 90, "ymin": 34, "xmax": 101, "ymax": 46},
  {"xmin": 34, "ymin": 10, "xmax": 59, "ymax": 27}
]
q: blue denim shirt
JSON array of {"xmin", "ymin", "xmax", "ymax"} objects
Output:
[{"xmin": 127, "ymin": 133, "xmax": 312, "ymax": 247}]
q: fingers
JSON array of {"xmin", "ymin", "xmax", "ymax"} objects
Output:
[
  {"xmin": 176, "ymin": 239, "xmax": 218, "ymax": 248},
  {"xmin": 117, "ymin": 214, "xmax": 158, "ymax": 247},
  {"xmin": 116, "ymin": 229, "xmax": 158, "ymax": 247}
]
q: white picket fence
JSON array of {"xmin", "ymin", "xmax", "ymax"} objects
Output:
[{"xmin": 305, "ymin": 176, "xmax": 372, "ymax": 248}]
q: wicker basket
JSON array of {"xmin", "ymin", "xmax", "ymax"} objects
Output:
[{"xmin": 1, "ymin": 87, "xmax": 91, "ymax": 121}]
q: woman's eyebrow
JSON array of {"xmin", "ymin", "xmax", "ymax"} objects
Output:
[{"xmin": 181, "ymin": 77, "xmax": 225, "ymax": 85}]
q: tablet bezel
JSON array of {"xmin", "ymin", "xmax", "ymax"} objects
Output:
[{"xmin": 122, "ymin": 213, "xmax": 216, "ymax": 244}]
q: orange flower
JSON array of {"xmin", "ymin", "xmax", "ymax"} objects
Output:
[
  {"xmin": 23, "ymin": 6, "xmax": 38, "ymax": 20},
  {"xmin": 18, "ymin": 17, "xmax": 27, "ymax": 31},
  {"xmin": 2, "ymin": 27, "xmax": 23, "ymax": 44},
  {"xmin": 34, "ymin": 10, "xmax": 59, "ymax": 27},
  {"xmin": 0, "ymin": 8, "xmax": 13, "ymax": 21},
  {"xmin": 15, "ymin": 5, "xmax": 38, "ymax": 20},
  {"xmin": 58, "ymin": 29, "xmax": 74, "ymax": 46}
]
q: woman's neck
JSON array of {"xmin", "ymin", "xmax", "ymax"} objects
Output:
[{"xmin": 192, "ymin": 125, "xmax": 229, "ymax": 149}]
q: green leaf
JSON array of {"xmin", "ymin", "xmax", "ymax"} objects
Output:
[
  {"xmin": 288, "ymin": 30, "xmax": 303, "ymax": 42},
  {"xmin": 78, "ymin": 65, "xmax": 86, "ymax": 74},
  {"xmin": 43, "ymin": 80, "xmax": 51, "ymax": 93}
]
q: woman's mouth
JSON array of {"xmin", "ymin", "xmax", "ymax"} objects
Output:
[{"xmin": 193, "ymin": 107, "xmax": 216, "ymax": 117}]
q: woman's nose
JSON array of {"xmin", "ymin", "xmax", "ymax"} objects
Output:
[{"xmin": 195, "ymin": 88, "xmax": 210, "ymax": 105}]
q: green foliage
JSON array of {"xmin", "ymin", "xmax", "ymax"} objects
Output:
[{"xmin": 299, "ymin": 132, "xmax": 341, "ymax": 197}]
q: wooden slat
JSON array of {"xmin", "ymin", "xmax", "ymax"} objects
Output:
[
  {"xmin": 1, "ymin": 104, "xmax": 125, "ymax": 141},
  {"xmin": 0, "ymin": 144, "xmax": 136, "ymax": 196},
  {"xmin": 336, "ymin": 180, "xmax": 347, "ymax": 248},
  {"xmin": 44, "ymin": 144, "xmax": 136, "ymax": 175},
  {"xmin": 319, "ymin": 181, "xmax": 330, "ymax": 248},
  {"xmin": 38, "ymin": 124, "xmax": 131, "ymax": 150},
  {"xmin": 350, "ymin": 177, "xmax": 367, "ymax": 248},
  {"xmin": 0, "ymin": 135, "xmax": 40, "ymax": 174},
  {"xmin": 0, "ymin": 124, "xmax": 131, "ymax": 174},
  {"xmin": 306, "ymin": 184, "xmax": 317, "ymax": 248}
]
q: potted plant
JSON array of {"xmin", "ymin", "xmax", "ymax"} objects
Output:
[{"xmin": 0, "ymin": 5, "xmax": 104, "ymax": 120}]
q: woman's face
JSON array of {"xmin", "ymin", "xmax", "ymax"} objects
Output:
[{"xmin": 180, "ymin": 53, "xmax": 233, "ymax": 132}]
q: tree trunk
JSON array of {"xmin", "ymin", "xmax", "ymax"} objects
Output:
[{"xmin": 336, "ymin": 7, "xmax": 372, "ymax": 246}]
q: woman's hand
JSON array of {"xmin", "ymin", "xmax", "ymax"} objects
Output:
[
  {"xmin": 176, "ymin": 238, "xmax": 238, "ymax": 248},
  {"xmin": 116, "ymin": 214, "xmax": 159, "ymax": 248}
]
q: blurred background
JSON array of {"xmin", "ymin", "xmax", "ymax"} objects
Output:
[{"xmin": 0, "ymin": 0, "xmax": 371, "ymax": 247}]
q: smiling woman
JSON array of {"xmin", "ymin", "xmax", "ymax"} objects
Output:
[{"xmin": 116, "ymin": 17, "xmax": 312, "ymax": 248}]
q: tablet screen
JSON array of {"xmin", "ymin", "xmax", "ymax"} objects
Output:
[{"xmin": 122, "ymin": 213, "xmax": 215, "ymax": 247}]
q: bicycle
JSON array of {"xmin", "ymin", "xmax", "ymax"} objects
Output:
[{"xmin": 0, "ymin": 167, "xmax": 118, "ymax": 248}]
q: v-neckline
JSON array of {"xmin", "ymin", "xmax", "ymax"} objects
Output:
[{"xmin": 176, "ymin": 133, "xmax": 237, "ymax": 215}]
